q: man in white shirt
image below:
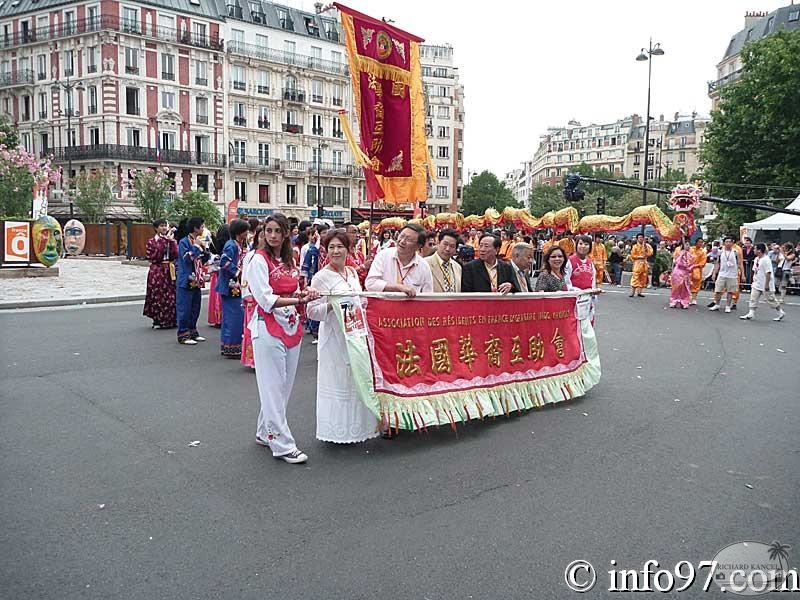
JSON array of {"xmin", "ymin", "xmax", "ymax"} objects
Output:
[
  {"xmin": 365, "ymin": 223, "xmax": 433, "ymax": 296},
  {"xmin": 740, "ymin": 243, "xmax": 785, "ymax": 321},
  {"xmin": 424, "ymin": 229, "xmax": 462, "ymax": 293},
  {"xmin": 709, "ymin": 235, "xmax": 743, "ymax": 313},
  {"xmin": 510, "ymin": 243, "xmax": 535, "ymax": 293}
]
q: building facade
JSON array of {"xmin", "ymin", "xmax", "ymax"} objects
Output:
[
  {"xmin": 0, "ymin": 0, "xmax": 227, "ymax": 217},
  {"xmin": 421, "ymin": 43, "xmax": 464, "ymax": 214},
  {"xmin": 0, "ymin": 0, "xmax": 464, "ymax": 222},
  {"xmin": 708, "ymin": 5, "xmax": 800, "ymax": 109}
]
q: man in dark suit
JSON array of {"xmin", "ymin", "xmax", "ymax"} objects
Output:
[{"xmin": 461, "ymin": 233, "xmax": 518, "ymax": 293}]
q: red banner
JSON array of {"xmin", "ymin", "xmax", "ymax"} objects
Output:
[
  {"xmin": 335, "ymin": 3, "xmax": 429, "ymax": 204},
  {"xmin": 364, "ymin": 296, "xmax": 585, "ymax": 398}
]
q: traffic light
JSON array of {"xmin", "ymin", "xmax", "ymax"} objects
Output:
[
  {"xmin": 563, "ymin": 173, "xmax": 584, "ymax": 201},
  {"xmin": 596, "ymin": 197, "xmax": 606, "ymax": 214}
]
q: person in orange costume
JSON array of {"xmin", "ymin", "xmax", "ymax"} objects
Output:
[
  {"xmin": 499, "ymin": 230, "xmax": 515, "ymax": 261},
  {"xmin": 542, "ymin": 232, "xmax": 557, "ymax": 256},
  {"xmin": 628, "ymin": 232, "xmax": 653, "ymax": 297},
  {"xmin": 689, "ymin": 237, "xmax": 708, "ymax": 305},
  {"xmin": 558, "ymin": 232, "xmax": 576, "ymax": 257},
  {"xmin": 590, "ymin": 233, "xmax": 608, "ymax": 285}
]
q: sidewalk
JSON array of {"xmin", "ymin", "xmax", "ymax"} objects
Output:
[{"xmin": 0, "ymin": 258, "xmax": 151, "ymax": 309}]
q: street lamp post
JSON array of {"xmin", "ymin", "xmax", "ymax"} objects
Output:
[
  {"xmin": 52, "ymin": 76, "xmax": 85, "ymax": 217},
  {"xmin": 313, "ymin": 126, "xmax": 328, "ymax": 221},
  {"xmin": 636, "ymin": 39, "xmax": 664, "ymax": 227}
]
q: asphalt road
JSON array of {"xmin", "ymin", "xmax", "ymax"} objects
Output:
[{"xmin": 1, "ymin": 289, "xmax": 798, "ymax": 600}]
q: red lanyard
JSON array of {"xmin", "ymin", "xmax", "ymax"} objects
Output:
[{"xmin": 395, "ymin": 257, "xmax": 416, "ymax": 284}]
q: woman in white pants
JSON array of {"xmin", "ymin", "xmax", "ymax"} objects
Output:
[{"xmin": 245, "ymin": 214, "xmax": 319, "ymax": 463}]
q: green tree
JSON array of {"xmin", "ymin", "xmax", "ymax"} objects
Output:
[
  {"xmin": 0, "ymin": 168, "xmax": 35, "ymax": 218},
  {"xmin": 73, "ymin": 171, "xmax": 114, "ymax": 223},
  {"xmin": 701, "ymin": 29, "xmax": 800, "ymax": 234},
  {"xmin": 0, "ymin": 116, "xmax": 20, "ymax": 150},
  {"xmin": 528, "ymin": 184, "xmax": 565, "ymax": 216},
  {"xmin": 168, "ymin": 190, "xmax": 222, "ymax": 232},
  {"xmin": 461, "ymin": 170, "xmax": 520, "ymax": 216},
  {"xmin": 131, "ymin": 168, "xmax": 172, "ymax": 223}
]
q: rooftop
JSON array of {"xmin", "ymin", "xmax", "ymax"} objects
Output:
[
  {"xmin": 0, "ymin": 0, "xmax": 227, "ymax": 20},
  {"xmin": 721, "ymin": 3, "xmax": 800, "ymax": 63}
]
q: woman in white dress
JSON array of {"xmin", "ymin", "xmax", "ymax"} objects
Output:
[{"xmin": 307, "ymin": 230, "xmax": 380, "ymax": 444}]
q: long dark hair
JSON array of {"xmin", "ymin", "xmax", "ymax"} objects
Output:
[
  {"xmin": 542, "ymin": 245, "xmax": 567, "ymax": 276},
  {"xmin": 264, "ymin": 213, "xmax": 294, "ymax": 268},
  {"xmin": 214, "ymin": 224, "xmax": 230, "ymax": 253}
]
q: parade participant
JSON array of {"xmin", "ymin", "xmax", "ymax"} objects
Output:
[
  {"xmin": 217, "ymin": 219, "xmax": 249, "ymax": 358},
  {"xmin": 466, "ymin": 228, "xmax": 481, "ymax": 250},
  {"xmin": 240, "ymin": 226, "xmax": 264, "ymax": 369},
  {"xmin": 461, "ymin": 234, "xmax": 517, "ymax": 294},
  {"xmin": 535, "ymin": 246, "xmax": 569, "ymax": 292},
  {"xmin": 558, "ymin": 232, "xmax": 576, "ymax": 257},
  {"xmin": 206, "ymin": 224, "xmax": 229, "ymax": 328},
  {"xmin": 777, "ymin": 243, "xmax": 796, "ymax": 304},
  {"xmin": 307, "ymin": 230, "xmax": 380, "ymax": 444},
  {"xmin": 379, "ymin": 229, "xmax": 396, "ymax": 250},
  {"xmin": 590, "ymin": 233, "xmax": 607, "ymax": 286},
  {"xmin": 302, "ymin": 223, "xmax": 328, "ymax": 341},
  {"xmin": 510, "ymin": 243, "xmax": 535, "ymax": 293},
  {"xmin": 565, "ymin": 235, "xmax": 599, "ymax": 322},
  {"xmin": 689, "ymin": 237, "xmax": 708, "ymax": 305},
  {"xmin": 542, "ymin": 232, "xmax": 557, "ymax": 255},
  {"xmin": 740, "ymin": 243, "xmax": 785, "ymax": 322},
  {"xmin": 669, "ymin": 239, "xmax": 693, "ymax": 309},
  {"xmin": 628, "ymin": 233, "xmax": 653, "ymax": 297},
  {"xmin": 245, "ymin": 213, "xmax": 320, "ymax": 464},
  {"xmin": 729, "ymin": 238, "xmax": 745, "ymax": 310},
  {"xmin": 424, "ymin": 229, "xmax": 462, "ymax": 293},
  {"xmin": 344, "ymin": 222, "xmax": 374, "ymax": 282},
  {"xmin": 143, "ymin": 219, "xmax": 178, "ymax": 329},
  {"xmin": 741, "ymin": 236, "xmax": 756, "ymax": 290},
  {"xmin": 499, "ymin": 230, "xmax": 515, "ymax": 261},
  {"xmin": 175, "ymin": 217, "xmax": 210, "ymax": 345},
  {"xmin": 709, "ymin": 236, "xmax": 743, "ymax": 313},
  {"xmin": 420, "ymin": 232, "xmax": 438, "ymax": 258},
  {"xmin": 609, "ymin": 242, "xmax": 624, "ymax": 286},
  {"xmin": 365, "ymin": 223, "xmax": 433, "ymax": 297}
]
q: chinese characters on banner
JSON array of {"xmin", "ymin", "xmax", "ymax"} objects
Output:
[
  {"xmin": 334, "ymin": 3, "xmax": 429, "ymax": 204},
  {"xmin": 366, "ymin": 296, "xmax": 584, "ymax": 397}
]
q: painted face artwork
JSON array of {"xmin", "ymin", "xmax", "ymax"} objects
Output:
[
  {"xmin": 32, "ymin": 215, "xmax": 63, "ymax": 267},
  {"xmin": 63, "ymin": 219, "xmax": 86, "ymax": 256}
]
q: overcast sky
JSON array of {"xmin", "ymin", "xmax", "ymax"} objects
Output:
[{"xmin": 290, "ymin": 0, "xmax": 784, "ymax": 178}]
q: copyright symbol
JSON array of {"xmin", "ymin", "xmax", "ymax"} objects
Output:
[{"xmin": 565, "ymin": 559, "xmax": 596, "ymax": 593}]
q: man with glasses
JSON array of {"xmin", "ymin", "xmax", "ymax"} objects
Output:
[{"xmin": 365, "ymin": 223, "xmax": 433, "ymax": 297}]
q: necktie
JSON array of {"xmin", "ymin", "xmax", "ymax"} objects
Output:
[
  {"xmin": 441, "ymin": 261, "xmax": 453, "ymax": 292},
  {"xmin": 518, "ymin": 269, "xmax": 528, "ymax": 292}
]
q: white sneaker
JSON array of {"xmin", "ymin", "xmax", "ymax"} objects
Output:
[
  {"xmin": 739, "ymin": 312, "xmax": 754, "ymax": 320},
  {"xmin": 277, "ymin": 449, "xmax": 308, "ymax": 464},
  {"xmin": 774, "ymin": 310, "xmax": 786, "ymax": 321},
  {"xmin": 709, "ymin": 305, "xmax": 720, "ymax": 311},
  {"xmin": 194, "ymin": 336, "xmax": 207, "ymax": 342},
  {"xmin": 179, "ymin": 339, "xmax": 198, "ymax": 345},
  {"xmin": 690, "ymin": 300, "xmax": 697, "ymax": 306},
  {"xmin": 724, "ymin": 306, "xmax": 731, "ymax": 313}
]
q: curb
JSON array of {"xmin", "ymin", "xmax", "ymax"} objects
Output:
[{"xmin": 0, "ymin": 289, "xmax": 210, "ymax": 310}]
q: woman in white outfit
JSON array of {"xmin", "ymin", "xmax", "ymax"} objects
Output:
[
  {"xmin": 245, "ymin": 214, "xmax": 320, "ymax": 464},
  {"xmin": 307, "ymin": 230, "xmax": 380, "ymax": 443}
]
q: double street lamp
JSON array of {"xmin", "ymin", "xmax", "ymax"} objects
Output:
[
  {"xmin": 52, "ymin": 76, "xmax": 85, "ymax": 217},
  {"xmin": 636, "ymin": 39, "xmax": 664, "ymax": 215}
]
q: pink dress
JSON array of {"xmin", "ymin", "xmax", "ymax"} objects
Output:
[
  {"xmin": 669, "ymin": 250, "xmax": 692, "ymax": 308},
  {"xmin": 207, "ymin": 271, "xmax": 222, "ymax": 326}
]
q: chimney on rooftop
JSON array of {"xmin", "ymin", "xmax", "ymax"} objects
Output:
[
  {"xmin": 314, "ymin": 2, "xmax": 324, "ymax": 13},
  {"xmin": 674, "ymin": 111, "xmax": 680, "ymax": 121},
  {"xmin": 744, "ymin": 10, "xmax": 768, "ymax": 29}
]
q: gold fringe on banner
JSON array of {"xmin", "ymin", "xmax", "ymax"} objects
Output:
[{"xmin": 338, "ymin": 110, "xmax": 371, "ymax": 167}]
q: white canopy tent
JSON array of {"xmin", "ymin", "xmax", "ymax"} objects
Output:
[{"xmin": 743, "ymin": 195, "xmax": 800, "ymax": 243}]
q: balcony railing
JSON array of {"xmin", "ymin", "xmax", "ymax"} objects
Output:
[
  {"xmin": 333, "ymin": 130, "xmax": 343, "ymax": 139},
  {"xmin": 196, "ymin": 115, "xmax": 209, "ymax": 124},
  {"xmin": 126, "ymin": 106, "xmax": 140, "ymax": 116},
  {"xmin": 282, "ymin": 160, "xmax": 306, "ymax": 172},
  {"xmin": 87, "ymin": 65, "xmax": 97, "ymax": 74},
  {"xmin": 325, "ymin": 30, "xmax": 340, "ymax": 42},
  {"xmin": 0, "ymin": 15, "xmax": 223, "ymax": 52},
  {"xmin": 257, "ymin": 118, "xmax": 270, "ymax": 129},
  {"xmin": 228, "ymin": 41, "xmax": 349, "ymax": 77},
  {"xmin": 37, "ymin": 71, "xmax": 47, "ymax": 80},
  {"xmin": 232, "ymin": 81, "xmax": 246, "ymax": 91},
  {"xmin": 195, "ymin": 77, "xmax": 208, "ymax": 86},
  {"xmin": 332, "ymin": 97, "xmax": 343, "ymax": 107},
  {"xmin": 708, "ymin": 69, "xmax": 743, "ymax": 94},
  {"xmin": 233, "ymin": 116, "xmax": 247, "ymax": 127},
  {"xmin": 48, "ymin": 144, "xmax": 226, "ymax": 167},
  {"xmin": 312, "ymin": 94, "xmax": 323, "ymax": 103},
  {"xmin": 282, "ymin": 88, "xmax": 306, "ymax": 103},
  {"xmin": 0, "ymin": 70, "xmax": 34, "ymax": 87},
  {"xmin": 307, "ymin": 162, "xmax": 354, "ymax": 177},
  {"xmin": 230, "ymin": 156, "xmax": 281, "ymax": 171},
  {"xmin": 88, "ymin": 105, "xmax": 98, "ymax": 114},
  {"xmin": 125, "ymin": 65, "xmax": 139, "ymax": 75},
  {"xmin": 257, "ymin": 85, "xmax": 269, "ymax": 94},
  {"xmin": 162, "ymin": 71, "xmax": 175, "ymax": 81},
  {"xmin": 39, "ymin": 111, "xmax": 48, "ymax": 119},
  {"xmin": 282, "ymin": 123, "xmax": 303, "ymax": 134}
]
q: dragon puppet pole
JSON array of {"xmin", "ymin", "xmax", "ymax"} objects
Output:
[{"xmin": 581, "ymin": 177, "xmax": 800, "ymax": 217}]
